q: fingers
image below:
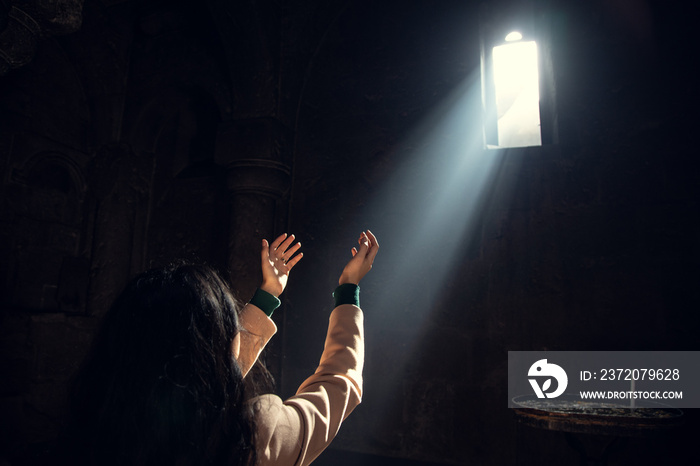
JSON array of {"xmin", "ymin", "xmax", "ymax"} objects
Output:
[
  {"xmin": 359, "ymin": 231, "xmax": 370, "ymax": 248},
  {"xmin": 351, "ymin": 230, "xmax": 378, "ymax": 269},
  {"xmin": 366, "ymin": 229, "xmax": 378, "ymax": 247},
  {"xmin": 353, "ymin": 231, "xmax": 372, "ymax": 257},
  {"xmin": 272, "ymin": 233, "xmax": 298, "ymax": 257},
  {"xmin": 281, "ymin": 241, "xmax": 302, "ymax": 261},
  {"xmin": 286, "ymin": 252, "xmax": 303, "ymax": 270},
  {"xmin": 265, "ymin": 233, "xmax": 303, "ymax": 267},
  {"xmin": 269, "ymin": 233, "xmax": 288, "ymax": 251},
  {"xmin": 366, "ymin": 229, "xmax": 379, "ymax": 261},
  {"xmin": 278, "ymin": 234, "xmax": 296, "ymax": 252}
]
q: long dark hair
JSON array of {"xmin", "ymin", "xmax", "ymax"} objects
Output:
[{"xmin": 67, "ymin": 263, "xmax": 257, "ymax": 465}]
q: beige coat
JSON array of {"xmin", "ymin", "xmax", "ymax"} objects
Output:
[{"xmin": 233, "ymin": 303, "xmax": 364, "ymax": 466}]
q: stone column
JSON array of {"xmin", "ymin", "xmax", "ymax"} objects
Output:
[
  {"xmin": 215, "ymin": 117, "xmax": 291, "ymax": 300},
  {"xmin": 86, "ymin": 143, "xmax": 151, "ymax": 316}
]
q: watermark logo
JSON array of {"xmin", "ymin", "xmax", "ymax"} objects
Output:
[
  {"xmin": 528, "ymin": 359, "xmax": 568, "ymax": 398},
  {"xmin": 510, "ymin": 351, "xmax": 698, "ymax": 408}
]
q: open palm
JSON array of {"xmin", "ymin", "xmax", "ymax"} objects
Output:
[{"xmin": 260, "ymin": 233, "xmax": 303, "ymax": 297}]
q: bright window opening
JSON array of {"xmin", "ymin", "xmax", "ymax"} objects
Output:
[{"xmin": 487, "ymin": 36, "xmax": 542, "ymax": 148}]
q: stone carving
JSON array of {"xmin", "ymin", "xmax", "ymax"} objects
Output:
[{"xmin": 0, "ymin": 0, "xmax": 85, "ymax": 75}]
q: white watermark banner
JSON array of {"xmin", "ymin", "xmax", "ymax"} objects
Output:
[{"xmin": 508, "ymin": 351, "xmax": 700, "ymax": 409}]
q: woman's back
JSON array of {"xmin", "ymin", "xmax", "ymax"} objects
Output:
[
  {"xmin": 68, "ymin": 264, "xmax": 256, "ymax": 465},
  {"xmin": 66, "ymin": 231, "xmax": 378, "ymax": 466}
]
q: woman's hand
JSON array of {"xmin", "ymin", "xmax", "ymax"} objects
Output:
[
  {"xmin": 339, "ymin": 230, "xmax": 379, "ymax": 285},
  {"xmin": 260, "ymin": 233, "xmax": 303, "ymax": 297}
]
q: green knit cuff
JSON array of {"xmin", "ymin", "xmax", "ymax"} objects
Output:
[
  {"xmin": 250, "ymin": 288, "xmax": 281, "ymax": 317},
  {"xmin": 333, "ymin": 283, "xmax": 360, "ymax": 308}
]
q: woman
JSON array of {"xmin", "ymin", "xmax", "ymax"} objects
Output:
[{"xmin": 67, "ymin": 230, "xmax": 378, "ymax": 466}]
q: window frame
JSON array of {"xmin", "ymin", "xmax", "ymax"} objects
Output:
[{"xmin": 479, "ymin": 5, "xmax": 558, "ymax": 150}]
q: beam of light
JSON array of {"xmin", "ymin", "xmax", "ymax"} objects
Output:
[
  {"xmin": 364, "ymin": 69, "xmax": 509, "ymax": 328},
  {"xmin": 349, "ymin": 68, "xmax": 526, "ymax": 445}
]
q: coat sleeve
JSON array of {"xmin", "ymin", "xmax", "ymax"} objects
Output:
[
  {"xmin": 233, "ymin": 303, "xmax": 278, "ymax": 378},
  {"xmin": 253, "ymin": 304, "xmax": 364, "ymax": 466}
]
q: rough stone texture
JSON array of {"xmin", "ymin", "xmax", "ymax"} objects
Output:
[
  {"xmin": 0, "ymin": 1, "xmax": 85, "ymax": 75},
  {"xmin": 1, "ymin": 0, "xmax": 699, "ymax": 465}
]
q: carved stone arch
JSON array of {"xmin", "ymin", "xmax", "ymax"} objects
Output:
[
  {"xmin": 33, "ymin": 38, "xmax": 93, "ymax": 144},
  {"xmin": 0, "ymin": 1, "xmax": 85, "ymax": 76},
  {"xmin": 168, "ymin": 87, "xmax": 223, "ymax": 179},
  {"xmin": 1, "ymin": 34, "xmax": 92, "ymax": 150},
  {"xmin": 204, "ymin": 0, "xmax": 281, "ymax": 117},
  {"xmin": 128, "ymin": 86, "xmax": 229, "ymax": 271},
  {"xmin": 130, "ymin": 85, "xmax": 224, "ymax": 171},
  {"xmin": 10, "ymin": 150, "xmax": 87, "ymax": 226},
  {"xmin": 7, "ymin": 149, "xmax": 92, "ymax": 312}
]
